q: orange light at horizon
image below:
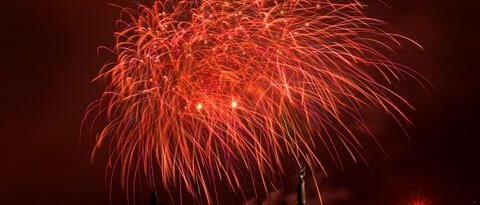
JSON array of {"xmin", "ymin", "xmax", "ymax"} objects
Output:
[{"xmin": 410, "ymin": 198, "xmax": 431, "ymax": 205}]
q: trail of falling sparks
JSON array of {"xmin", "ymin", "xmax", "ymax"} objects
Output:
[{"xmin": 85, "ymin": 0, "xmax": 424, "ymax": 204}]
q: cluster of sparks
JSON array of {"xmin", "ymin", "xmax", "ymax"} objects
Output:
[{"xmin": 86, "ymin": 0, "xmax": 423, "ymax": 204}]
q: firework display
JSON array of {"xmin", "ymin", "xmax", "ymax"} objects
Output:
[{"xmin": 86, "ymin": 0, "xmax": 422, "ymax": 203}]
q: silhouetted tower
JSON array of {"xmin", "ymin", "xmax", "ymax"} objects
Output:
[{"xmin": 297, "ymin": 164, "xmax": 306, "ymax": 205}]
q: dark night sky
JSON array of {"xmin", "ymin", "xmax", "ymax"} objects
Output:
[{"xmin": 0, "ymin": 0, "xmax": 479, "ymax": 205}]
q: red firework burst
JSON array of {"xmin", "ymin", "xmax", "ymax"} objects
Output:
[{"xmin": 85, "ymin": 0, "xmax": 425, "ymax": 204}]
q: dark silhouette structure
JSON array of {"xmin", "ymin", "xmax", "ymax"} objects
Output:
[{"xmin": 297, "ymin": 164, "xmax": 306, "ymax": 205}]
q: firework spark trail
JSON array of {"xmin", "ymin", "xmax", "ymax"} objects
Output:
[{"xmin": 85, "ymin": 0, "xmax": 424, "ymax": 204}]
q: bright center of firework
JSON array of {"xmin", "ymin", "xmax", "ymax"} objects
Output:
[
  {"xmin": 196, "ymin": 103, "xmax": 202, "ymax": 110},
  {"xmin": 231, "ymin": 100, "xmax": 238, "ymax": 108}
]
